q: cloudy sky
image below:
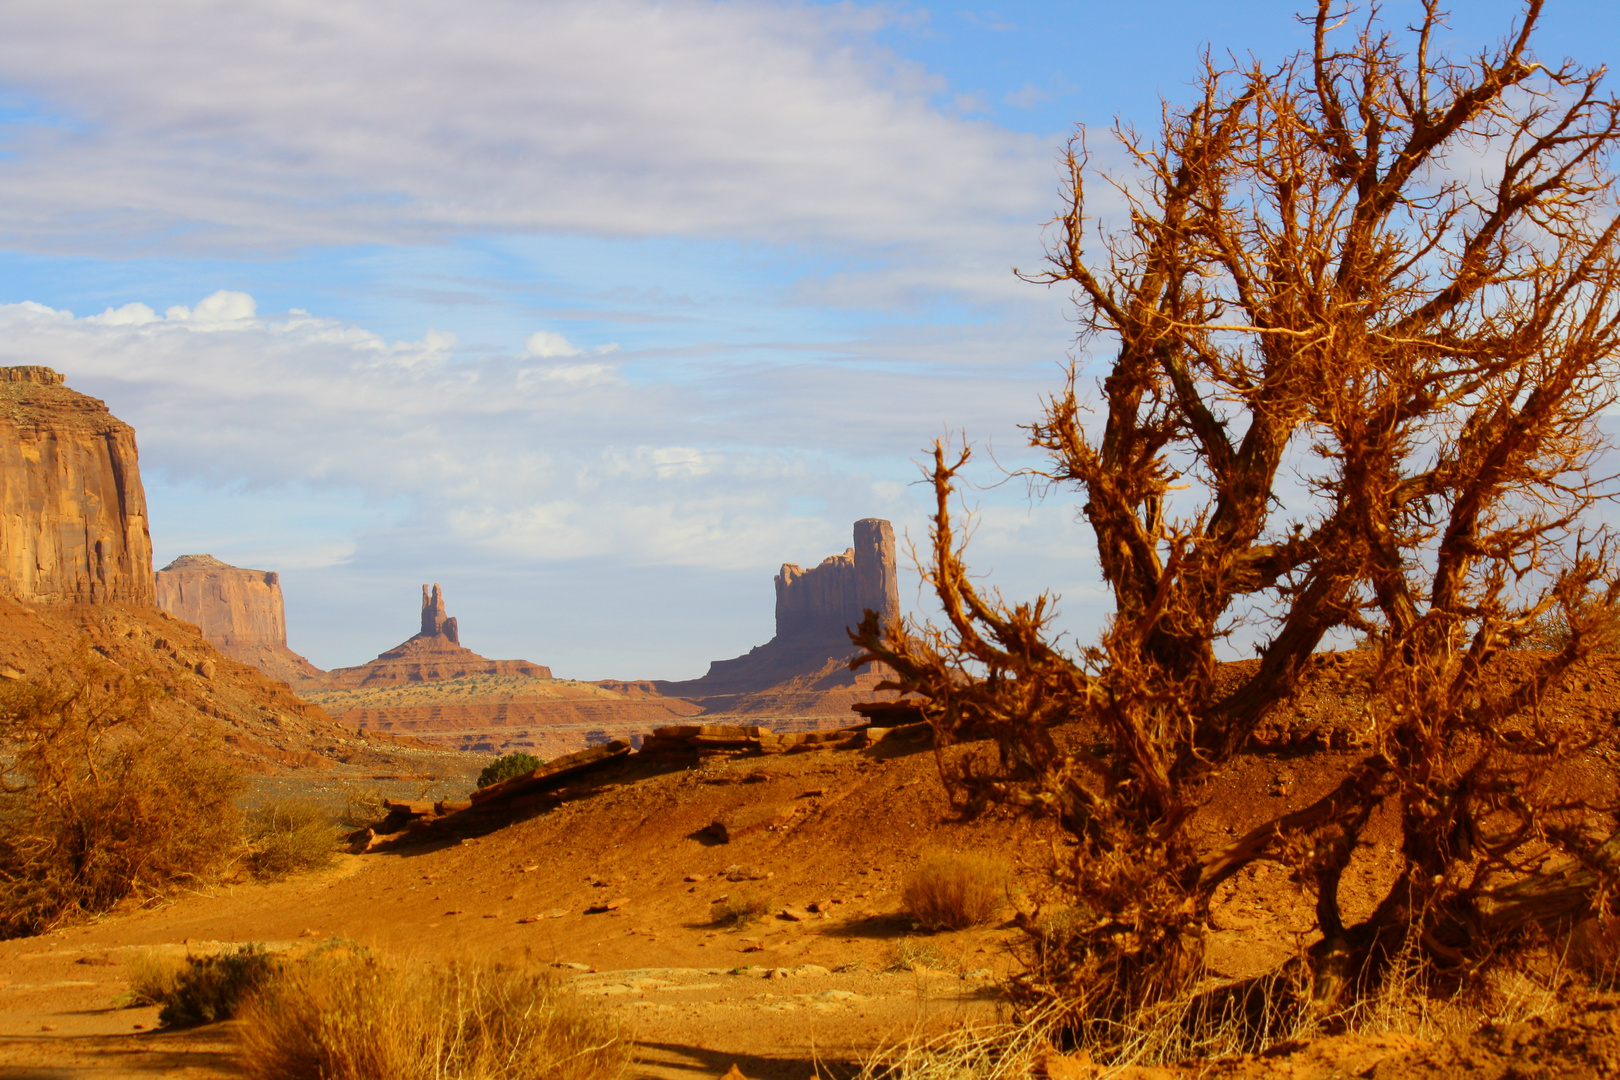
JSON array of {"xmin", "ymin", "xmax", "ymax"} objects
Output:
[{"xmin": 1, "ymin": 1, "xmax": 1615, "ymax": 677}]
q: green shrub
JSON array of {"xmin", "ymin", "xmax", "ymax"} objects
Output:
[
  {"xmin": 902, "ymin": 852, "xmax": 1009, "ymax": 932},
  {"xmin": 476, "ymin": 752, "xmax": 544, "ymax": 790},
  {"xmin": 245, "ymin": 802, "xmax": 341, "ymax": 880},
  {"xmin": 237, "ymin": 953, "xmax": 632, "ymax": 1080}
]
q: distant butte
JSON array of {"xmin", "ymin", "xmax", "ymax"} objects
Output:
[
  {"xmin": 316, "ymin": 584, "xmax": 552, "ymax": 688},
  {"xmin": 154, "ymin": 554, "xmax": 324, "ymax": 685},
  {"xmin": 647, "ymin": 518, "xmax": 902, "ymax": 708}
]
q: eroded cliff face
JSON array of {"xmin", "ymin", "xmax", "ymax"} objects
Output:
[
  {"xmin": 154, "ymin": 554, "xmax": 324, "ymax": 685},
  {"xmin": 0, "ymin": 367, "xmax": 153, "ymax": 605},
  {"xmin": 773, "ymin": 518, "xmax": 898, "ymax": 638}
]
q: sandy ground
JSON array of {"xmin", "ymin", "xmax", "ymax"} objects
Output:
[{"xmin": 4, "ymin": 676, "xmax": 1620, "ymax": 1079}]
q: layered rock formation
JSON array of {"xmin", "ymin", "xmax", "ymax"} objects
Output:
[
  {"xmin": 0, "ymin": 366, "xmax": 153, "ymax": 605},
  {"xmin": 317, "ymin": 584, "xmax": 553, "ymax": 688},
  {"xmin": 654, "ymin": 518, "xmax": 902, "ymax": 705},
  {"xmin": 154, "ymin": 554, "xmax": 324, "ymax": 685}
]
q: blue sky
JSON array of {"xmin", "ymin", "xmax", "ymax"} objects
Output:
[{"xmin": 0, "ymin": 1, "xmax": 1614, "ymax": 677}]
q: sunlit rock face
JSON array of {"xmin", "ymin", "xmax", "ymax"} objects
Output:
[
  {"xmin": 154, "ymin": 554, "xmax": 325, "ymax": 685},
  {"xmin": 660, "ymin": 518, "xmax": 901, "ymax": 698},
  {"xmin": 0, "ymin": 366, "xmax": 154, "ymax": 606}
]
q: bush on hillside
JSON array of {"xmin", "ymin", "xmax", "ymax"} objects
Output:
[
  {"xmin": 0, "ymin": 643, "xmax": 244, "ymax": 938},
  {"xmin": 237, "ymin": 953, "xmax": 633, "ymax": 1080},
  {"xmin": 245, "ymin": 802, "xmax": 342, "ymax": 880},
  {"xmin": 902, "ymin": 852, "xmax": 1009, "ymax": 932},
  {"xmin": 476, "ymin": 752, "xmax": 544, "ymax": 790}
]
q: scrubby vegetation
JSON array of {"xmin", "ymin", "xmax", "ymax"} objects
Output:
[
  {"xmin": 710, "ymin": 887, "xmax": 773, "ymax": 928},
  {"xmin": 857, "ymin": 0, "xmax": 1620, "ymax": 1057},
  {"xmin": 902, "ymin": 852, "xmax": 1008, "ymax": 932},
  {"xmin": 340, "ymin": 786, "xmax": 389, "ymax": 829},
  {"xmin": 245, "ymin": 801, "xmax": 342, "ymax": 880},
  {"xmin": 126, "ymin": 945, "xmax": 281, "ymax": 1028},
  {"xmin": 476, "ymin": 751, "xmax": 544, "ymax": 790},
  {"xmin": 0, "ymin": 644, "xmax": 245, "ymax": 938},
  {"xmin": 236, "ymin": 952, "xmax": 632, "ymax": 1080}
]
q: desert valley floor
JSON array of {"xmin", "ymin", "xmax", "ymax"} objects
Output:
[{"xmin": 6, "ymin": 666, "xmax": 1620, "ymax": 1080}]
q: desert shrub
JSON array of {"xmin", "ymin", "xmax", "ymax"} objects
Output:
[
  {"xmin": 710, "ymin": 887, "xmax": 772, "ymax": 928},
  {"xmin": 121, "ymin": 948, "xmax": 183, "ymax": 1008},
  {"xmin": 476, "ymin": 752, "xmax": 544, "ymax": 790},
  {"xmin": 154, "ymin": 945, "xmax": 281, "ymax": 1028},
  {"xmin": 236, "ymin": 953, "xmax": 633, "ymax": 1080},
  {"xmin": 340, "ymin": 787, "xmax": 388, "ymax": 829},
  {"xmin": 245, "ymin": 802, "xmax": 342, "ymax": 880},
  {"xmin": 902, "ymin": 852, "xmax": 1008, "ymax": 931},
  {"xmin": 0, "ymin": 643, "xmax": 245, "ymax": 938}
]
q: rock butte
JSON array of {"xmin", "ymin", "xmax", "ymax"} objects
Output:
[
  {"xmin": 0, "ymin": 366, "xmax": 153, "ymax": 605},
  {"xmin": 0, "ymin": 366, "xmax": 405, "ymax": 769},
  {"xmin": 647, "ymin": 518, "xmax": 902, "ymax": 711},
  {"xmin": 310, "ymin": 523, "xmax": 903, "ymax": 754},
  {"xmin": 315, "ymin": 584, "xmax": 554, "ymax": 688},
  {"xmin": 154, "ymin": 554, "xmax": 324, "ymax": 686}
]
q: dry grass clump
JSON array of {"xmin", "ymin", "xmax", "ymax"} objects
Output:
[
  {"xmin": 886, "ymin": 937, "xmax": 950, "ymax": 972},
  {"xmin": 855, "ymin": 1014, "xmax": 1055, "ymax": 1080},
  {"xmin": 236, "ymin": 953, "xmax": 632, "ymax": 1080},
  {"xmin": 340, "ymin": 787, "xmax": 389, "ymax": 829},
  {"xmin": 710, "ymin": 887, "xmax": 772, "ymax": 928},
  {"xmin": 0, "ymin": 644, "xmax": 244, "ymax": 938},
  {"xmin": 245, "ymin": 802, "xmax": 341, "ymax": 880},
  {"xmin": 902, "ymin": 852, "xmax": 1008, "ymax": 931}
]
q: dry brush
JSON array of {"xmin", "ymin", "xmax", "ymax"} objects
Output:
[{"xmin": 856, "ymin": 0, "xmax": 1620, "ymax": 1051}]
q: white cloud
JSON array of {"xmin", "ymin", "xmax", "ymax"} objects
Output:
[
  {"xmin": 164, "ymin": 290, "xmax": 257, "ymax": 325},
  {"xmin": 0, "ymin": 293, "xmax": 1057, "ymax": 574},
  {"xmin": 0, "ymin": 0, "xmax": 1050, "ymax": 286},
  {"xmin": 524, "ymin": 330, "xmax": 581, "ymax": 359},
  {"xmin": 90, "ymin": 302, "xmax": 159, "ymax": 326}
]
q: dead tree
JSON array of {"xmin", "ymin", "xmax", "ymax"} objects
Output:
[{"xmin": 856, "ymin": 0, "xmax": 1620, "ymax": 1042}]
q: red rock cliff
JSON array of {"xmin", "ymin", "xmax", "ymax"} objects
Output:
[
  {"xmin": 0, "ymin": 366, "xmax": 153, "ymax": 605},
  {"xmin": 773, "ymin": 518, "xmax": 898, "ymax": 637},
  {"xmin": 154, "ymin": 554, "xmax": 324, "ymax": 685}
]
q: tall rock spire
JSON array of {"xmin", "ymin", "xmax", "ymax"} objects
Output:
[
  {"xmin": 852, "ymin": 518, "xmax": 899, "ymax": 627},
  {"xmin": 419, "ymin": 583, "xmax": 458, "ymax": 642}
]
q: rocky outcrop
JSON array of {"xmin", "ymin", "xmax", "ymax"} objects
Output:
[
  {"xmin": 775, "ymin": 518, "xmax": 899, "ymax": 639},
  {"xmin": 154, "ymin": 554, "xmax": 324, "ymax": 685},
  {"xmin": 655, "ymin": 518, "xmax": 902, "ymax": 701},
  {"xmin": 317, "ymin": 584, "xmax": 552, "ymax": 688},
  {"xmin": 0, "ymin": 366, "xmax": 153, "ymax": 605}
]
